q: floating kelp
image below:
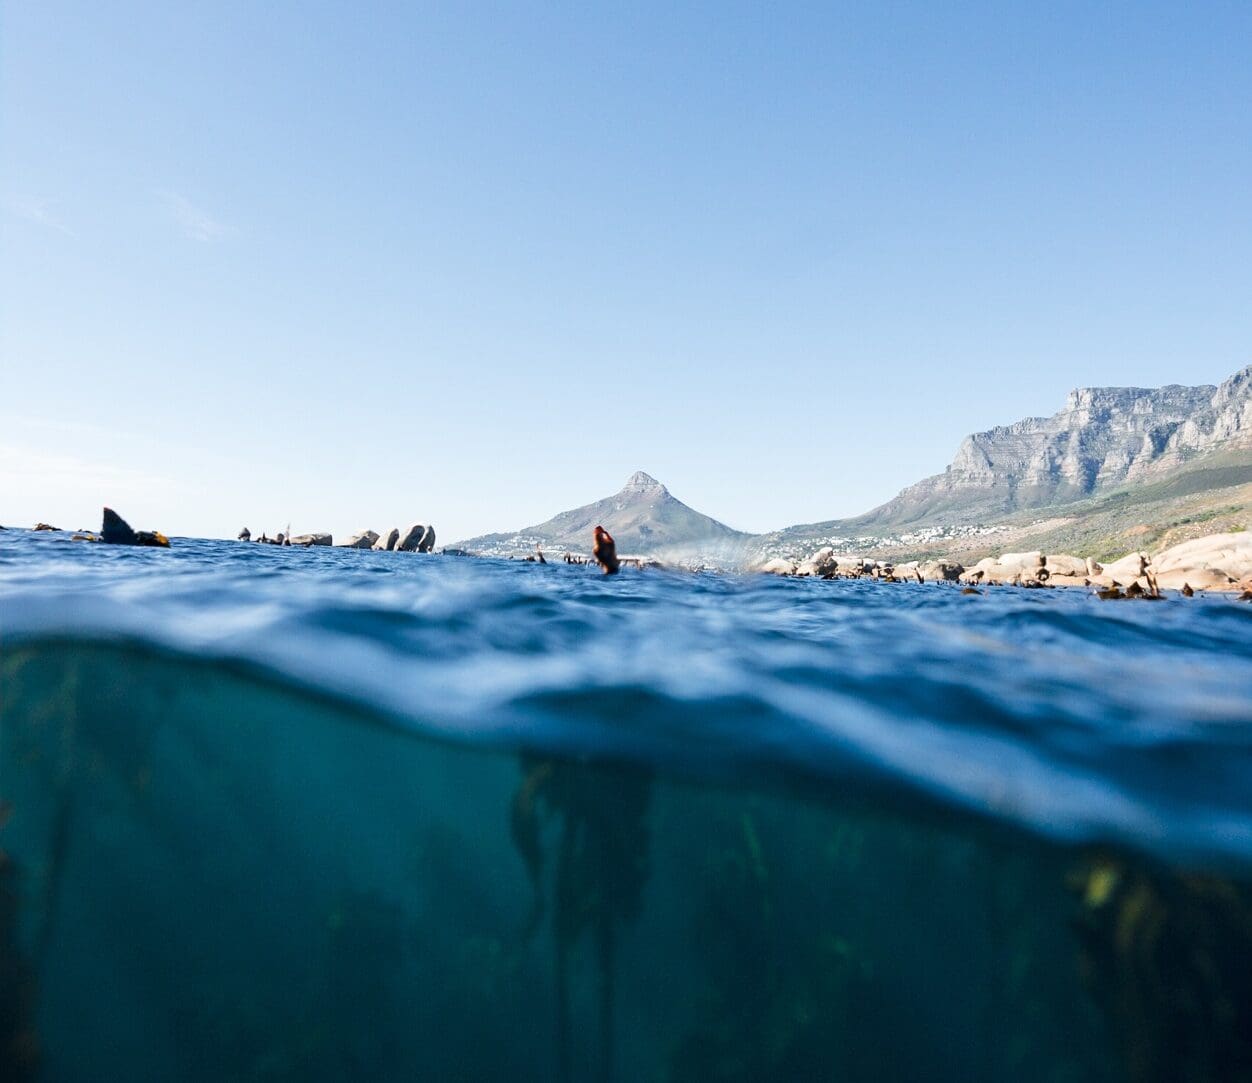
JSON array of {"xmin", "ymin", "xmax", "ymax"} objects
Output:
[{"xmin": 512, "ymin": 756, "xmax": 652, "ymax": 1082}]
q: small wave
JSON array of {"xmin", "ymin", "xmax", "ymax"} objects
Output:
[{"xmin": 2, "ymin": 532, "xmax": 1252, "ymax": 869}]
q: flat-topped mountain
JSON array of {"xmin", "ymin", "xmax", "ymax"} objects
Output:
[
  {"xmin": 776, "ymin": 364, "xmax": 1252, "ymax": 544},
  {"xmin": 455, "ymin": 367, "xmax": 1250, "ymax": 567},
  {"xmin": 455, "ymin": 471, "xmax": 749, "ymax": 558}
]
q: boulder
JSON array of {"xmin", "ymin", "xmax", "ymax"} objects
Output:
[
  {"xmin": 986, "ymin": 568, "xmax": 1026, "ymax": 586},
  {"xmin": 396, "ymin": 523, "xmax": 426, "ymax": 552},
  {"xmin": 1044, "ymin": 554, "xmax": 1088, "ymax": 577},
  {"xmin": 996, "ymin": 551, "xmax": 1046, "ymax": 573},
  {"xmin": 418, "ymin": 525, "xmax": 437, "ymax": 553},
  {"xmin": 759, "ymin": 558, "xmax": 798, "ymax": 576},
  {"xmin": 373, "ymin": 528, "xmax": 400, "ymax": 552},
  {"xmin": 916, "ymin": 560, "xmax": 964, "ymax": 582},
  {"xmin": 835, "ymin": 557, "xmax": 873, "ymax": 576},
  {"xmin": 290, "ymin": 533, "xmax": 332, "ymax": 547},
  {"xmin": 796, "ymin": 546, "xmax": 838, "ymax": 578},
  {"xmin": 962, "ymin": 552, "xmax": 1052, "ymax": 585},
  {"xmin": 1102, "ymin": 552, "xmax": 1150, "ymax": 581},
  {"xmin": 237, "ymin": 527, "xmax": 252, "ymax": 541},
  {"xmin": 1153, "ymin": 568, "xmax": 1234, "ymax": 592},
  {"xmin": 960, "ymin": 557, "xmax": 1000, "ymax": 584},
  {"xmin": 1046, "ymin": 574, "xmax": 1090, "ymax": 588},
  {"xmin": 339, "ymin": 530, "xmax": 379, "ymax": 550},
  {"xmin": 33, "ymin": 523, "xmax": 59, "ymax": 532},
  {"xmin": 1153, "ymin": 532, "xmax": 1252, "ymax": 581}
]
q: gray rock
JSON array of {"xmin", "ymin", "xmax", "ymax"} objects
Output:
[
  {"xmin": 396, "ymin": 523, "xmax": 426, "ymax": 552},
  {"xmin": 290, "ymin": 533, "xmax": 332, "ymax": 547},
  {"xmin": 373, "ymin": 527, "xmax": 399, "ymax": 551},
  {"xmin": 418, "ymin": 525, "xmax": 436, "ymax": 553},
  {"xmin": 339, "ymin": 530, "xmax": 379, "ymax": 550}
]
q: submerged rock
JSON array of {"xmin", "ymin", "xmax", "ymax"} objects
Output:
[{"xmin": 32, "ymin": 523, "xmax": 59, "ymax": 532}]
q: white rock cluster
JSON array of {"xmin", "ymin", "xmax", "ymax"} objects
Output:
[
  {"xmin": 758, "ymin": 547, "xmax": 963, "ymax": 583},
  {"xmin": 767, "ymin": 530, "xmax": 1252, "ymax": 595},
  {"xmin": 958, "ymin": 533, "xmax": 1252, "ymax": 593}
]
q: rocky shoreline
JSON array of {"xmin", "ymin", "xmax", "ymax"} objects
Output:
[
  {"xmin": 10, "ymin": 514, "xmax": 1251, "ymax": 599},
  {"xmin": 235, "ymin": 523, "xmax": 438, "ymax": 552},
  {"xmin": 760, "ymin": 531, "xmax": 1252, "ymax": 598}
]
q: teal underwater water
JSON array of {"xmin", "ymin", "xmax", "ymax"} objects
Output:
[{"xmin": 2, "ymin": 531, "xmax": 1252, "ymax": 1081}]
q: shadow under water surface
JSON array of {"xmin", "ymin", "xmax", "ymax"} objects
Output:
[{"xmin": 1, "ymin": 640, "xmax": 1250, "ymax": 1082}]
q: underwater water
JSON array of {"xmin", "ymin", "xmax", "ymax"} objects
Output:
[{"xmin": 2, "ymin": 531, "xmax": 1252, "ymax": 1082}]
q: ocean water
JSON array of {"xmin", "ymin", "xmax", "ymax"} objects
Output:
[{"xmin": 2, "ymin": 530, "xmax": 1252, "ymax": 1082}]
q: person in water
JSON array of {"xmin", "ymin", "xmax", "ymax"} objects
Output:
[{"xmin": 592, "ymin": 525, "xmax": 620, "ymax": 575}]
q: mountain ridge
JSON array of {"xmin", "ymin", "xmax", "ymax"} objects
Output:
[
  {"xmin": 454, "ymin": 471, "xmax": 749, "ymax": 558},
  {"xmin": 454, "ymin": 365, "xmax": 1251, "ymax": 563},
  {"xmin": 773, "ymin": 363, "xmax": 1252, "ymax": 543}
]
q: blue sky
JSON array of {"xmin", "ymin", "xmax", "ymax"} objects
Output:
[{"xmin": 3, "ymin": 2, "xmax": 1250, "ymax": 541}]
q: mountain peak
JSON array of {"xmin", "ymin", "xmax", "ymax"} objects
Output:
[
  {"xmin": 454, "ymin": 470, "xmax": 745, "ymax": 555},
  {"xmin": 623, "ymin": 471, "xmax": 666, "ymax": 494}
]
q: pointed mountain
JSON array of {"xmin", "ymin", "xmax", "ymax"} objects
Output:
[{"xmin": 455, "ymin": 472, "xmax": 748, "ymax": 557}]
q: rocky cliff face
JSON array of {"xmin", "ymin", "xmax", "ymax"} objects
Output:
[
  {"xmin": 858, "ymin": 365, "xmax": 1252, "ymax": 527},
  {"xmin": 455, "ymin": 471, "xmax": 748, "ymax": 557}
]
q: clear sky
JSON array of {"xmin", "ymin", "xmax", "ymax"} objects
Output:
[{"xmin": 3, "ymin": 3, "xmax": 1250, "ymax": 542}]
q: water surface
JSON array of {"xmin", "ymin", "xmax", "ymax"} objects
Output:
[{"xmin": 2, "ymin": 531, "xmax": 1251, "ymax": 1081}]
